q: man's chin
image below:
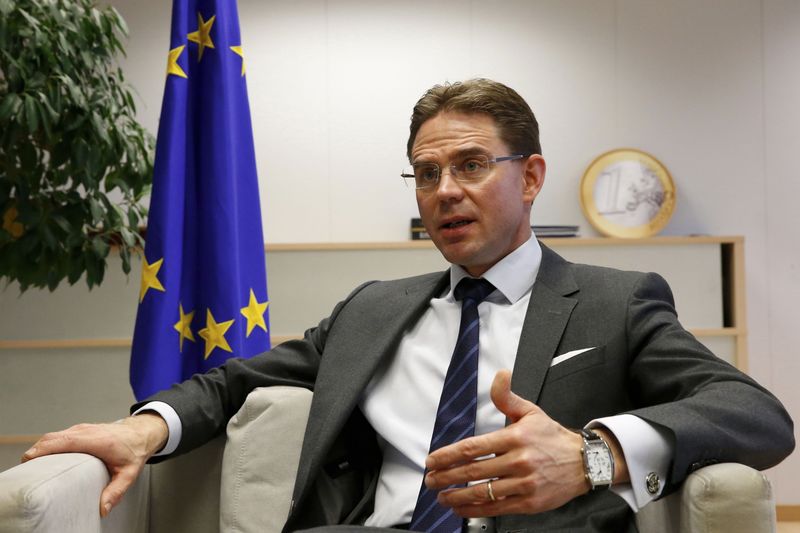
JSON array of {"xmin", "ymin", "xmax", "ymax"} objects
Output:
[{"xmin": 434, "ymin": 242, "xmax": 479, "ymax": 270}]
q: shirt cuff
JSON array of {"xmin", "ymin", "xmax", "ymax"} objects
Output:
[
  {"xmin": 588, "ymin": 414, "xmax": 672, "ymax": 511},
  {"xmin": 132, "ymin": 401, "xmax": 182, "ymax": 457}
]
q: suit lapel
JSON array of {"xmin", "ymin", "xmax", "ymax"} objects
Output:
[
  {"xmin": 292, "ymin": 271, "xmax": 449, "ymax": 508},
  {"xmin": 510, "ymin": 244, "xmax": 579, "ymax": 404}
]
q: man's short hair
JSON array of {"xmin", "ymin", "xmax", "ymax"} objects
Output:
[{"xmin": 407, "ymin": 78, "xmax": 542, "ymax": 160}]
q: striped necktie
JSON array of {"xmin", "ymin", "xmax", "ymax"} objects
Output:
[{"xmin": 410, "ymin": 277, "xmax": 496, "ymax": 533}]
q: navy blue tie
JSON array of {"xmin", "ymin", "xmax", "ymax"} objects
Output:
[{"xmin": 410, "ymin": 277, "xmax": 496, "ymax": 533}]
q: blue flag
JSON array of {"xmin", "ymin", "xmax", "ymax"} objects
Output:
[{"xmin": 130, "ymin": 0, "xmax": 270, "ymax": 401}]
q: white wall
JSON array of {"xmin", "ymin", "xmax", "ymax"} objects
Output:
[
  {"xmin": 94, "ymin": 0, "xmax": 800, "ymax": 503},
  {"xmin": 763, "ymin": 0, "xmax": 800, "ymax": 504}
]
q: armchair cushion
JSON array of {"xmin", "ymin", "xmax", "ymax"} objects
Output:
[
  {"xmin": 147, "ymin": 434, "xmax": 224, "ymax": 533},
  {"xmin": 220, "ymin": 385, "xmax": 313, "ymax": 533}
]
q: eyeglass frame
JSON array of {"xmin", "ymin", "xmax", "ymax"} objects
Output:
[{"xmin": 400, "ymin": 154, "xmax": 530, "ymax": 190}]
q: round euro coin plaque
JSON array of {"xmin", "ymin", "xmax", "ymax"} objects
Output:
[{"xmin": 580, "ymin": 148, "xmax": 676, "ymax": 238}]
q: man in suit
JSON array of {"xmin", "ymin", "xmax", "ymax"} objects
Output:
[{"xmin": 24, "ymin": 79, "xmax": 794, "ymax": 532}]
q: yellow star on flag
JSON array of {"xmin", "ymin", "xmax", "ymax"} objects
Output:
[
  {"xmin": 166, "ymin": 45, "xmax": 188, "ymax": 78},
  {"xmin": 187, "ymin": 12, "xmax": 216, "ymax": 62},
  {"xmin": 240, "ymin": 289, "xmax": 268, "ymax": 337},
  {"xmin": 173, "ymin": 303, "xmax": 196, "ymax": 353},
  {"xmin": 230, "ymin": 45, "xmax": 246, "ymax": 76},
  {"xmin": 139, "ymin": 257, "xmax": 165, "ymax": 303},
  {"xmin": 198, "ymin": 309, "xmax": 234, "ymax": 359}
]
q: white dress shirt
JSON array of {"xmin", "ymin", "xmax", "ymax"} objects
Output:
[
  {"xmin": 139, "ymin": 234, "xmax": 671, "ymax": 525},
  {"xmin": 360, "ymin": 236, "xmax": 540, "ymax": 526}
]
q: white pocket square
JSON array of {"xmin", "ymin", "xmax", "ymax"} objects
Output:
[{"xmin": 550, "ymin": 347, "xmax": 596, "ymax": 367}]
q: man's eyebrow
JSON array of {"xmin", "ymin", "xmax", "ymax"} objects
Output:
[
  {"xmin": 455, "ymin": 148, "xmax": 491, "ymax": 158},
  {"xmin": 412, "ymin": 147, "xmax": 490, "ymax": 164}
]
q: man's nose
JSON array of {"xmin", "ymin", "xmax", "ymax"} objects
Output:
[{"xmin": 435, "ymin": 167, "xmax": 464, "ymax": 199}]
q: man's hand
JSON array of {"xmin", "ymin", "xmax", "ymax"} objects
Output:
[
  {"xmin": 424, "ymin": 370, "xmax": 626, "ymax": 518},
  {"xmin": 21, "ymin": 413, "xmax": 169, "ymax": 517}
]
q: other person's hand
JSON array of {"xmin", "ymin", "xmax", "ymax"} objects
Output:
[
  {"xmin": 423, "ymin": 369, "xmax": 627, "ymax": 517},
  {"xmin": 22, "ymin": 413, "xmax": 169, "ymax": 517}
]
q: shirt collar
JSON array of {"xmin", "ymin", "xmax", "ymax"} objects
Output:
[{"xmin": 448, "ymin": 233, "xmax": 542, "ymax": 304}]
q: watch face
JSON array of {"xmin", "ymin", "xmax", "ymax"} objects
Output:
[{"xmin": 585, "ymin": 441, "xmax": 613, "ymax": 484}]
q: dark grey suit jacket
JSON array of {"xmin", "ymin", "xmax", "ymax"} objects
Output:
[{"xmin": 144, "ymin": 244, "xmax": 794, "ymax": 532}]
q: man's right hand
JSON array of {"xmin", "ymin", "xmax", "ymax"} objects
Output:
[{"xmin": 21, "ymin": 413, "xmax": 169, "ymax": 517}]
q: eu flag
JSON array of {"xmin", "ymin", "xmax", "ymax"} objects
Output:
[{"xmin": 130, "ymin": 0, "xmax": 270, "ymax": 401}]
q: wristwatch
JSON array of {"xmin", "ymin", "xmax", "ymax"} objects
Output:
[{"xmin": 579, "ymin": 428, "xmax": 614, "ymax": 490}]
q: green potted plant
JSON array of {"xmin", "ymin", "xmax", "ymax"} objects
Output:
[{"xmin": 0, "ymin": 0, "xmax": 154, "ymax": 291}]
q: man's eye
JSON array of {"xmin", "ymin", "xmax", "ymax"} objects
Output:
[
  {"xmin": 415, "ymin": 165, "xmax": 438, "ymax": 182},
  {"xmin": 462, "ymin": 159, "xmax": 485, "ymax": 174}
]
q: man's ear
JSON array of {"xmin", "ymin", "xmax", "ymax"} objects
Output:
[{"xmin": 522, "ymin": 154, "xmax": 546, "ymax": 204}]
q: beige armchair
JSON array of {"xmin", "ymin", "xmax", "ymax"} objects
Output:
[{"xmin": 0, "ymin": 386, "xmax": 777, "ymax": 533}]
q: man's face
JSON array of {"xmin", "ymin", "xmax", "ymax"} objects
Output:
[{"xmin": 412, "ymin": 112, "xmax": 545, "ymax": 277}]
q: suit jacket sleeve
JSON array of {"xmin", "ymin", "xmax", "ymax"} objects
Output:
[
  {"xmin": 131, "ymin": 281, "xmax": 377, "ymax": 458},
  {"xmin": 621, "ymin": 272, "xmax": 794, "ymax": 493},
  {"xmin": 529, "ymin": 248, "xmax": 793, "ymax": 503}
]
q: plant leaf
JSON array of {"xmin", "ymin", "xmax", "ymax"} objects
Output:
[
  {"xmin": 119, "ymin": 226, "xmax": 135, "ymax": 247},
  {"xmin": 0, "ymin": 0, "xmax": 13, "ymax": 16},
  {"xmin": 91, "ymin": 236, "xmax": 110, "ymax": 259},
  {"xmin": 24, "ymin": 95, "xmax": 39, "ymax": 133},
  {"xmin": 0, "ymin": 93, "xmax": 21, "ymax": 122},
  {"xmin": 88, "ymin": 196, "xmax": 104, "ymax": 223},
  {"xmin": 51, "ymin": 214, "xmax": 71, "ymax": 234}
]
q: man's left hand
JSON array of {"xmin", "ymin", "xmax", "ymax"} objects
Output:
[{"xmin": 423, "ymin": 369, "xmax": 590, "ymax": 517}]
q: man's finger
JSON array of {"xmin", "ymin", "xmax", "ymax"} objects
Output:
[
  {"xmin": 426, "ymin": 427, "xmax": 517, "ymax": 471},
  {"xmin": 22, "ymin": 431, "xmax": 77, "ymax": 462},
  {"xmin": 21, "ymin": 446, "xmax": 37, "ymax": 463},
  {"xmin": 440, "ymin": 485, "xmax": 536, "ymax": 518},
  {"xmin": 100, "ymin": 468, "xmax": 139, "ymax": 517},
  {"xmin": 426, "ymin": 372, "xmax": 544, "ymax": 472},
  {"xmin": 436, "ymin": 478, "xmax": 513, "ymax": 507},
  {"xmin": 490, "ymin": 369, "xmax": 538, "ymax": 422},
  {"xmin": 425, "ymin": 453, "xmax": 515, "ymax": 489}
]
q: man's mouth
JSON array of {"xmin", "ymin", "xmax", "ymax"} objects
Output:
[{"xmin": 442, "ymin": 220, "xmax": 472, "ymax": 229}]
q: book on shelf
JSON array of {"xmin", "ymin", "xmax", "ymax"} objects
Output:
[{"xmin": 532, "ymin": 225, "xmax": 580, "ymax": 238}]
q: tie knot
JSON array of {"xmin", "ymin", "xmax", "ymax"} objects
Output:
[{"xmin": 454, "ymin": 277, "xmax": 496, "ymax": 304}]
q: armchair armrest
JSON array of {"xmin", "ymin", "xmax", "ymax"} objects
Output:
[
  {"xmin": 0, "ymin": 386, "xmax": 311, "ymax": 533},
  {"xmin": 0, "ymin": 452, "xmax": 150, "ymax": 533},
  {"xmin": 635, "ymin": 462, "xmax": 776, "ymax": 533}
]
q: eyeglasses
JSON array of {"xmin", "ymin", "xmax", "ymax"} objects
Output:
[{"xmin": 401, "ymin": 154, "xmax": 528, "ymax": 190}]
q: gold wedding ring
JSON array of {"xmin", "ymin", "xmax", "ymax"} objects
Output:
[{"xmin": 486, "ymin": 479, "xmax": 496, "ymax": 502}]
